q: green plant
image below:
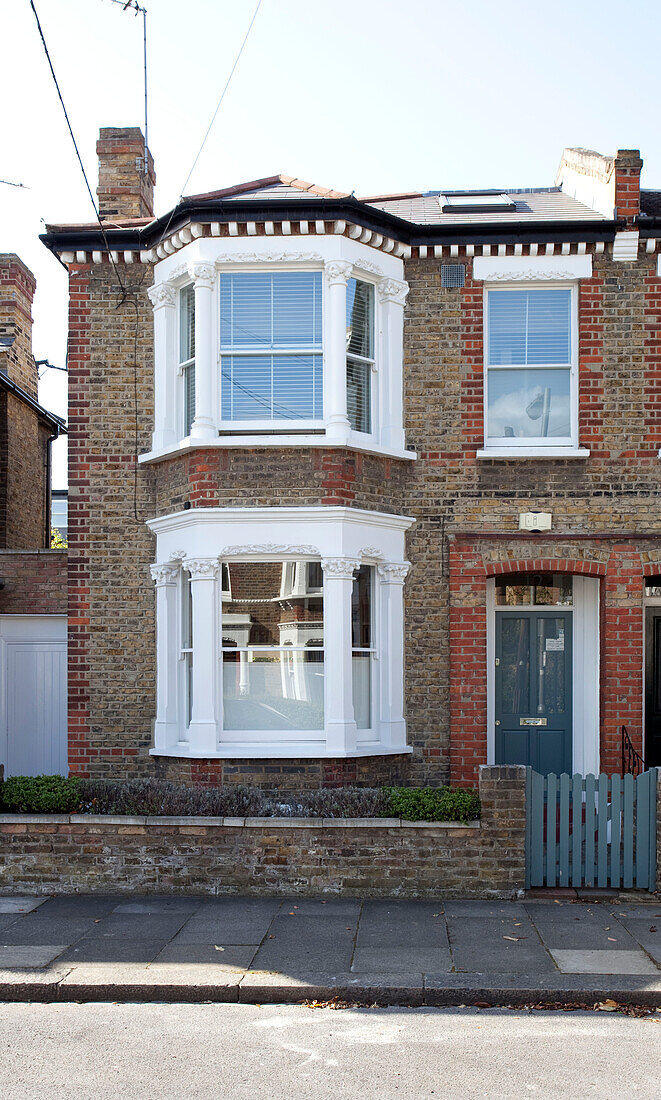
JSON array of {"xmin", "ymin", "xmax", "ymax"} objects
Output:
[
  {"xmin": 1, "ymin": 775, "xmax": 82, "ymax": 814},
  {"xmin": 50, "ymin": 527, "xmax": 68, "ymax": 549},
  {"xmin": 384, "ymin": 785, "xmax": 480, "ymax": 824}
]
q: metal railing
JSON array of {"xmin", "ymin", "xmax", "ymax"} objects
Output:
[{"xmin": 621, "ymin": 725, "xmax": 645, "ymax": 777}]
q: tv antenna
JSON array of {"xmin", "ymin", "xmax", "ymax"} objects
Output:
[{"xmin": 106, "ymin": 0, "xmax": 149, "ymax": 175}]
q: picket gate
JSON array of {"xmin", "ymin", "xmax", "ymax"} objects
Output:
[{"xmin": 525, "ymin": 769, "xmax": 657, "ymax": 890}]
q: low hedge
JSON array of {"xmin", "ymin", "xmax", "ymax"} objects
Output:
[{"xmin": 0, "ymin": 775, "xmax": 480, "ymax": 823}]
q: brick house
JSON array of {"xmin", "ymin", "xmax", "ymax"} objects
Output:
[
  {"xmin": 40, "ymin": 129, "xmax": 661, "ymax": 789},
  {"xmin": 0, "ymin": 254, "xmax": 67, "ymax": 777}
]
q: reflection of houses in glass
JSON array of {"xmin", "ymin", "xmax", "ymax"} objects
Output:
[{"xmin": 221, "ymin": 560, "xmax": 325, "ymax": 732}]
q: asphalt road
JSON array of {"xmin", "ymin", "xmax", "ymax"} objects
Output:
[{"xmin": 1, "ymin": 1003, "xmax": 660, "ymax": 1098}]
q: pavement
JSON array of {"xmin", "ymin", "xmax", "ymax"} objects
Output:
[{"xmin": 0, "ymin": 893, "xmax": 661, "ymax": 1006}]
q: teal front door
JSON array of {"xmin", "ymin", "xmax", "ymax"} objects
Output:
[{"xmin": 495, "ymin": 611, "xmax": 572, "ymax": 775}]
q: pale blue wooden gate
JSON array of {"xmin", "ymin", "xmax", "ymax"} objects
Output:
[{"xmin": 526, "ymin": 769, "xmax": 657, "ymax": 890}]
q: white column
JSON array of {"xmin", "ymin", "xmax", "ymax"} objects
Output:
[
  {"xmin": 189, "ymin": 262, "xmax": 217, "ymax": 441},
  {"xmin": 324, "ymin": 260, "xmax": 353, "ymax": 444},
  {"xmin": 377, "ymin": 561, "xmax": 410, "ymax": 748},
  {"xmin": 184, "ymin": 557, "xmax": 218, "ymax": 753},
  {"xmin": 150, "ymin": 562, "xmax": 180, "ymax": 750},
  {"xmin": 147, "ymin": 282, "xmax": 177, "ymax": 452},
  {"xmin": 322, "ymin": 556, "xmax": 360, "ymax": 753},
  {"xmin": 377, "ymin": 278, "xmax": 409, "ymax": 451}
]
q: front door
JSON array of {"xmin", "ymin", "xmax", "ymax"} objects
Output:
[
  {"xmin": 495, "ymin": 611, "xmax": 572, "ymax": 775},
  {"xmin": 645, "ymin": 609, "xmax": 661, "ymax": 768}
]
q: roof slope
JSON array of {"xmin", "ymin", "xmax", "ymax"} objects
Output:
[{"xmin": 363, "ymin": 188, "xmax": 607, "ymax": 225}]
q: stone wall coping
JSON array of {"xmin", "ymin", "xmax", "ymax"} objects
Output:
[
  {"xmin": 0, "ymin": 549, "xmax": 67, "ymax": 557},
  {"xmin": 0, "ymin": 813, "xmax": 481, "ymax": 830}
]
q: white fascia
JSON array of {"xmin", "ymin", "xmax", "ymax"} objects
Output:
[
  {"xmin": 153, "ymin": 232, "xmax": 404, "ymax": 284},
  {"xmin": 148, "ymin": 505, "xmax": 414, "ymax": 565}
]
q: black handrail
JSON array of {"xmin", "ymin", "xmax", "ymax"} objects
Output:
[{"xmin": 621, "ymin": 725, "xmax": 645, "ymax": 776}]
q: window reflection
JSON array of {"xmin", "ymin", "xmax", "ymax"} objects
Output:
[
  {"xmin": 221, "ymin": 561, "xmax": 324, "ymax": 731},
  {"xmin": 495, "ymin": 572, "xmax": 572, "ymax": 607}
]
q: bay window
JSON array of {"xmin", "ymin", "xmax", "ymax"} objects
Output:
[
  {"xmin": 146, "ymin": 237, "xmax": 411, "ymax": 461},
  {"xmin": 485, "ymin": 286, "xmax": 577, "ymax": 450},
  {"xmin": 148, "ymin": 505, "xmax": 413, "ymax": 759}
]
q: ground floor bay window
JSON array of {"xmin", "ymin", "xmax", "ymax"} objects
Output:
[{"xmin": 148, "ymin": 506, "xmax": 413, "ymax": 758}]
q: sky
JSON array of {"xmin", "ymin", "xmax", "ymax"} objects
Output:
[{"xmin": 2, "ymin": 0, "xmax": 660, "ymax": 487}]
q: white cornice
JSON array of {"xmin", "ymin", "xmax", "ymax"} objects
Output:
[
  {"xmin": 473, "ymin": 254, "xmax": 592, "ymax": 281},
  {"xmin": 147, "ymin": 505, "xmax": 415, "ymax": 536}
]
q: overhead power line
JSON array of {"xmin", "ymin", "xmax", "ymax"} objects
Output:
[
  {"xmin": 0, "ymin": 179, "xmax": 28, "ymax": 189},
  {"xmin": 28, "ymin": 0, "xmax": 125, "ymax": 293}
]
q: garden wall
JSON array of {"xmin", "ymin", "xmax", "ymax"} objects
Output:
[{"xmin": 0, "ymin": 766, "xmax": 526, "ymax": 899}]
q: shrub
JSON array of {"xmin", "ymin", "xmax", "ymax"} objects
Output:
[
  {"xmin": 385, "ymin": 785, "xmax": 480, "ymax": 824},
  {"xmin": 1, "ymin": 775, "xmax": 480, "ymax": 822},
  {"xmin": 1, "ymin": 775, "xmax": 82, "ymax": 814}
]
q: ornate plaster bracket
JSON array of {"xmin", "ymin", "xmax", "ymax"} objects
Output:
[
  {"xmin": 149, "ymin": 562, "xmax": 179, "ymax": 586},
  {"xmin": 377, "ymin": 561, "xmax": 411, "ymax": 584}
]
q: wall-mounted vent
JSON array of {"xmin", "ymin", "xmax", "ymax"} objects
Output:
[{"xmin": 441, "ymin": 264, "xmax": 465, "ymax": 289}]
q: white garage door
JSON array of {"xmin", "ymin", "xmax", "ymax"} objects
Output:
[{"xmin": 1, "ymin": 617, "xmax": 67, "ymax": 778}]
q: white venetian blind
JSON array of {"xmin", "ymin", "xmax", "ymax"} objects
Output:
[
  {"xmin": 488, "ymin": 289, "xmax": 571, "ymax": 366},
  {"xmin": 220, "ymin": 272, "xmax": 323, "ymax": 422},
  {"xmin": 346, "ymin": 278, "xmax": 374, "ymax": 434}
]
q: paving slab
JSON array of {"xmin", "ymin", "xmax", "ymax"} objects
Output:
[
  {"xmin": 153, "ymin": 944, "xmax": 257, "ymax": 968},
  {"xmin": 0, "ymin": 946, "xmax": 69, "ymax": 968},
  {"xmin": 549, "ymin": 949, "xmax": 660, "ymax": 975},
  {"xmin": 172, "ymin": 917, "xmax": 271, "ymax": 946},
  {"xmin": 57, "ymin": 939, "xmax": 168, "ymax": 964},
  {"xmin": 357, "ymin": 900, "xmax": 448, "ymax": 947},
  {"xmin": 35, "ymin": 897, "xmax": 119, "ymax": 919},
  {"xmin": 112, "ymin": 899, "xmax": 205, "ymax": 915},
  {"xmin": 0, "ymin": 918, "xmax": 95, "ymax": 946},
  {"xmin": 351, "ymin": 946, "xmax": 452, "ymax": 974},
  {"xmin": 0, "ymin": 899, "xmax": 46, "ymax": 915},
  {"xmin": 443, "ymin": 901, "xmax": 526, "ymax": 919},
  {"xmin": 80, "ymin": 914, "xmax": 188, "ymax": 940}
]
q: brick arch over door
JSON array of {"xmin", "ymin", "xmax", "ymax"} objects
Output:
[{"xmin": 448, "ymin": 542, "xmax": 644, "ymax": 785}]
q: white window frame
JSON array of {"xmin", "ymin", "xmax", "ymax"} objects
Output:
[
  {"xmin": 147, "ymin": 505, "xmax": 413, "ymax": 759},
  {"xmin": 218, "ymin": 266, "xmax": 325, "ymax": 433},
  {"xmin": 177, "ymin": 283, "xmax": 195, "ymax": 439},
  {"xmin": 482, "ymin": 281, "xmax": 579, "ymax": 454}
]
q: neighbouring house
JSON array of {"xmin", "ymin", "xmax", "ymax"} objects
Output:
[
  {"xmin": 39, "ymin": 128, "xmax": 661, "ymax": 790},
  {"xmin": 0, "ymin": 253, "xmax": 67, "ymax": 778}
]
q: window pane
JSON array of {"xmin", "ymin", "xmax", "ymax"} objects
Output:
[
  {"xmin": 221, "ymin": 354, "xmax": 322, "ymax": 421},
  {"xmin": 495, "ymin": 573, "xmax": 573, "ymax": 607},
  {"xmin": 222, "ymin": 562, "xmax": 323, "ymax": 648},
  {"xmin": 179, "ymin": 284, "xmax": 195, "ymax": 363},
  {"xmin": 221, "ymin": 560, "xmax": 324, "ymax": 732},
  {"xmin": 347, "ymin": 358, "xmax": 371, "ymax": 433},
  {"xmin": 223, "ymin": 651, "xmax": 324, "ymax": 731},
  {"xmin": 346, "ymin": 278, "xmax": 374, "ymax": 359},
  {"xmin": 501, "ymin": 617, "xmax": 530, "ymax": 714},
  {"xmin": 183, "ymin": 362, "xmax": 195, "ymax": 435},
  {"xmin": 352, "ymin": 652, "xmax": 371, "ymax": 730},
  {"xmin": 487, "ymin": 368, "xmax": 571, "ymax": 439},
  {"xmin": 488, "ymin": 289, "xmax": 570, "ymax": 366},
  {"xmin": 352, "ymin": 565, "xmax": 372, "ymax": 648},
  {"xmin": 536, "ymin": 617, "xmax": 567, "ymax": 715},
  {"xmin": 220, "ymin": 272, "xmax": 322, "ymax": 350}
]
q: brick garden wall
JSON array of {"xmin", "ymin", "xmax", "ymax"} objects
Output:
[
  {"xmin": 0, "ymin": 550, "xmax": 67, "ymax": 615},
  {"xmin": 0, "ymin": 766, "xmax": 526, "ymax": 899}
]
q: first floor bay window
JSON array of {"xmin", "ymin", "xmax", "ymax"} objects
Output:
[{"xmin": 148, "ymin": 506, "xmax": 413, "ymax": 758}]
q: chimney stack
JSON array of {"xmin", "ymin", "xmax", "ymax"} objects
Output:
[
  {"xmin": 96, "ymin": 127, "xmax": 156, "ymax": 220},
  {"xmin": 0, "ymin": 255, "xmax": 38, "ymax": 399},
  {"xmin": 613, "ymin": 149, "xmax": 643, "ymax": 222}
]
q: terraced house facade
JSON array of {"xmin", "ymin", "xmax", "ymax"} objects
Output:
[{"xmin": 41, "ymin": 129, "xmax": 661, "ymax": 790}]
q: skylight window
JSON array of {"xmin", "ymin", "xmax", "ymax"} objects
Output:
[{"xmin": 440, "ymin": 191, "xmax": 516, "ymax": 213}]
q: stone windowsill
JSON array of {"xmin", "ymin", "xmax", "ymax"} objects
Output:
[
  {"xmin": 138, "ymin": 435, "xmax": 417, "ymax": 465},
  {"xmin": 0, "ymin": 813, "xmax": 480, "ymax": 830},
  {"xmin": 476, "ymin": 447, "xmax": 590, "ymax": 460},
  {"xmin": 149, "ymin": 746, "xmax": 413, "ymax": 761}
]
